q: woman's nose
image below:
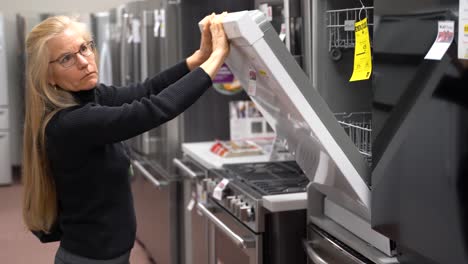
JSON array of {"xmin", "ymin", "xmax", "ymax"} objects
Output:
[{"xmin": 76, "ymin": 53, "xmax": 89, "ymax": 68}]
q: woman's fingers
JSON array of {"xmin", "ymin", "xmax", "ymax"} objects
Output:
[
  {"xmin": 199, "ymin": 13, "xmax": 215, "ymax": 59},
  {"xmin": 210, "ymin": 12, "xmax": 229, "ymax": 56}
]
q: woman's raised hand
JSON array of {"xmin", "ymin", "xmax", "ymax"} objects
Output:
[
  {"xmin": 186, "ymin": 13, "xmax": 215, "ymax": 70},
  {"xmin": 199, "ymin": 12, "xmax": 230, "ymax": 79},
  {"xmin": 198, "ymin": 13, "xmax": 215, "ymax": 61},
  {"xmin": 210, "ymin": 12, "xmax": 229, "ymax": 61}
]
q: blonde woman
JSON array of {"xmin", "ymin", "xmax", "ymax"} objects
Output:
[{"xmin": 22, "ymin": 13, "xmax": 229, "ymax": 264}]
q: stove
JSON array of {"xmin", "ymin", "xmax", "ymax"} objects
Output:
[
  {"xmin": 223, "ymin": 161, "xmax": 309, "ymax": 195},
  {"xmin": 201, "ymin": 161, "xmax": 309, "ymax": 233}
]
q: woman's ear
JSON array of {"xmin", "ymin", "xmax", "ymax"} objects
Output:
[{"xmin": 47, "ymin": 68, "xmax": 56, "ymax": 86}]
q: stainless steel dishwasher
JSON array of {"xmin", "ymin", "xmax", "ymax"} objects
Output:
[{"xmin": 131, "ymin": 157, "xmax": 180, "ymax": 264}]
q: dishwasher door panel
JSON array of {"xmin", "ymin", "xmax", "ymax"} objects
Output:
[{"xmin": 132, "ymin": 160, "xmax": 174, "ymax": 264}]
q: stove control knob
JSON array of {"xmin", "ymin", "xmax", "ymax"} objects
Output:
[
  {"xmin": 225, "ymin": 195, "xmax": 235, "ymax": 207},
  {"xmin": 240, "ymin": 205, "xmax": 254, "ymax": 222},
  {"xmin": 230, "ymin": 197, "xmax": 239, "ymax": 211},
  {"xmin": 234, "ymin": 200, "xmax": 244, "ymax": 216}
]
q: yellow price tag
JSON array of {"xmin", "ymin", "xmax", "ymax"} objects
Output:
[
  {"xmin": 464, "ymin": 24, "xmax": 468, "ymax": 34},
  {"xmin": 350, "ymin": 18, "xmax": 372, "ymax": 82}
]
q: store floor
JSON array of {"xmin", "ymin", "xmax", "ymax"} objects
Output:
[{"xmin": 0, "ymin": 181, "xmax": 153, "ymax": 264}]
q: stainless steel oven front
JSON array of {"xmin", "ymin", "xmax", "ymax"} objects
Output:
[{"xmin": 197, "ymin": 198, "xmax": 262, "ymax": 264}]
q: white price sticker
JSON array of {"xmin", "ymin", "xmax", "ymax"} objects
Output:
[
  {"xmin": 212, "ymin": 179, "xmax": 229, "ymax": 201},
  {"xmin": 425, "ymin": 20, "xmax": 454, "ymax": 60}
]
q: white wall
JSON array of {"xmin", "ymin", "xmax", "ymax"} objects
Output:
[{"xmin": 0, "ymin": 0, "xmax": 129, "ymax": 166}]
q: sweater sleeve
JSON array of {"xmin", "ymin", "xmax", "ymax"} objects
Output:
[
  {"xmin": 47, "ymin": 68, "xmax": 211, "ymax": 146},
  {"xmin": 96, "ymin": 60, "xmax": 191, "ymax": 106}
]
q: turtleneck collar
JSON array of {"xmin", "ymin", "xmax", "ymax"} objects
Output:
[{"xmin": 71, "ymin": 88, "xmax": 97, "ymax": 104}]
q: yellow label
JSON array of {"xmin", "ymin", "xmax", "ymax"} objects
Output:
[
  {"xmin": 350, "ymin": 18, "xmax": 372, "ymax": 82},
  {"xmin": 465, "ymin": 24, "xmax": 468, "ymax": 34}
]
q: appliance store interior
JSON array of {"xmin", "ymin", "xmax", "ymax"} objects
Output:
[{"xmin": 0, "ymin": 0, "xmax": 466, "ymax": 263}]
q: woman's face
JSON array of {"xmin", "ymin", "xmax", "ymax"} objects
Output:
[{"xmin": 47, "ymin": 26, "xmax": 98, "ymax": 92}]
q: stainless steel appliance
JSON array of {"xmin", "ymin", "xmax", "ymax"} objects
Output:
[
  {"xmin": 217, "ymin": 4, "xmax": 468, "ymax": 264},
  {"xmin": 205, "ymin": 10, "xmax": 396, "ymax": 263},
  {"xmin": 90, "ymin": 12, "xmax": 113, "ymax": 85},
  {"xmin": 175, "ymin": 156, "xmax": 308, "ymax": 264},
  {"xmin": 118, "ymin": 1, "xmax": 183, "ymax": 264},
  {"xmin": 128, "ymin": 1, "xmax": 253, "ymax": 263},
  {"xmin": 0, "ymin": 13, "xmax": 11, "ymax": 184},
  {"xmin": 255, "ymin": 0, "xmax": 306, "ymax": 70}
]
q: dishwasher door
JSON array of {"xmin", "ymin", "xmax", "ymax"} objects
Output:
[
  {"xmin": 173, "ymin": 157, "xmax": 209, "ymax": 264},
  {"xmin": 131, "ymin": 159, "xmax": 179, "ymax": 264},
  {"xmin": 304, "ymin": 225, "xmax": 374, "ymax": 264}
]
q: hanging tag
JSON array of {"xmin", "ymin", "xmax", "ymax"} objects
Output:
[
  {"xmin": 154, "ymin": 9, "xmax": 161, "ymax": 37},
  {"xmin": 213, "ymin": 178, "xmax": 229, "ymax": 201},
  {"xmin": 279, "ymin": 23, "xmax": 287, "ymax": 42},
  {"xmin": 459, "ymin": 2, "xmax": 468, "ymax": 59},
  {"xmin": 344, "ymin": 20, "xmax": 355, "ymax": 31},
  {"xmin": 160, "ymin": 9, "xmax": 166, "ymax": 38},
  {"xmin": 187, "ymin": 198, "xmax": 196, "ymax": 211},
  {"xmin": 131, "ymin": 18, "xmax": 141, "ymax": 44},
  {"xmin": 350, "ymin": 18, "xmax": 372, "ymax": 82},
  {"xmin": 425, "ymin": 20, "xmax": 454, "ymax": 60},
  {"xmin": 248, "ymin": 68, "xmax": 257, "ymax": 96}
]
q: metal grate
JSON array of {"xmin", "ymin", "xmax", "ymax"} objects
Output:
[
  {"xmin": 335, "ymin": 112, "xmax": 372, "ymax": 164},
  {"xmin": 326, "ymin": 6, "xmax": 374, "ymax": 60}
]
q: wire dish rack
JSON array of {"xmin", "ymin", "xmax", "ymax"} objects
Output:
[
  {"xmin": 326, "ymin": 6, "xmax": 374, "ymax": 61},
  {"xmin": 334, "ymin": 112, "xmax": 372, "ymax": 164}
]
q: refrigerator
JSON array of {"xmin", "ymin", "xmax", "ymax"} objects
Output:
[{"xmin": 0, "ymin": 13, "xmax": 11, "ymax": 185}]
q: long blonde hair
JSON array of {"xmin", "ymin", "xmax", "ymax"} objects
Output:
[{"xmin": 22, "ymin": 16, "xmax": 93, "ymax": 232}]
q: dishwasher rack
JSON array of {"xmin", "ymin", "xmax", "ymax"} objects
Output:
[
  {"xmin": 326, "ymin": 6, "xmax": 374, "ymax": 61},
  {"xmin": 335, "ymin": 112, "xmax": 372, "ymax": 164}
]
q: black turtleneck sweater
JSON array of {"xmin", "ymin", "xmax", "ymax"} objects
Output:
[{"xmin": 45, "ymin": 61, "xmax": 212, "ymax": 260}]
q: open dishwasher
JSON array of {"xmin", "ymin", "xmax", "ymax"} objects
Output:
[{"xmin": 190, "ymin": 6, "xmax": 468, "ymax": 264}]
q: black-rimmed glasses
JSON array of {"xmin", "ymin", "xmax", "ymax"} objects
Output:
[{"xmin": 49, "ymin": 41, "xmax": 95, "ymax": 68}]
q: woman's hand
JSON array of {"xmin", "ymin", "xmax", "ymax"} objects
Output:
[
  {"xmin": 210, "ymin": 12, "xmax": 230, "ymax": 61},
  {"xmin": 186, "ymin": 13, "xmax": 214, "ymax": 70},
  {"xmin": 200, "ymin": 12, "xmax": 230, "ymax": 79}
]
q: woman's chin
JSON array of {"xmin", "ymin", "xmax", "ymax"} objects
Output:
[{"xmin": 81, "ymin": 79, "xmax": 98, "ymax": 90}]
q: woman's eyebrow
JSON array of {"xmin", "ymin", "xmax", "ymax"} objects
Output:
[{"xmin": 55, "ymin": 42, "xmax": 87, "ymax": 58}]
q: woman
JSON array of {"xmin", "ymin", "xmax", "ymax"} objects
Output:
[{"xmin": 22, "ymin": 13, "xmax": 229, "ymax": 264}]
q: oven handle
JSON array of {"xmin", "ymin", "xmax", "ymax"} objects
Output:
[
  {"xmin": 302, "ymin": 239, "xmax": 328, "ymax": 264},
  {"xmin": 173, "ymin": 158, "xmax": 201, "ymax": 179},
  {"xmin": 197, "ymin": 202, "xmax": 256, "ymax": 249},
  {"xmin": 132, "ymin": 160, "xmax": 161, "ymax": 187}
]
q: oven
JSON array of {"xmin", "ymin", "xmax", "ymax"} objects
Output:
[
  {"xmin": 198, "ymin": 199, "xmax": 262, "ymax": 264},
  {"xmin": 175, "ymin": 153, "xmax": 308, "ymax": 264},
  {"xmin": 175, "ymin": 156, "xmax": 261, "ymax": 264}
]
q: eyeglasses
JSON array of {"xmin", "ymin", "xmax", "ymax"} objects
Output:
[{"xmin": 49, "ymin": 41, "xmax": 95, "ymax": 68}]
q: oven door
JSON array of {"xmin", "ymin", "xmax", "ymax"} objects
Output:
[{"xmin": 197, "ymin": 200, "xmax": 262, "ymax": 264}]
